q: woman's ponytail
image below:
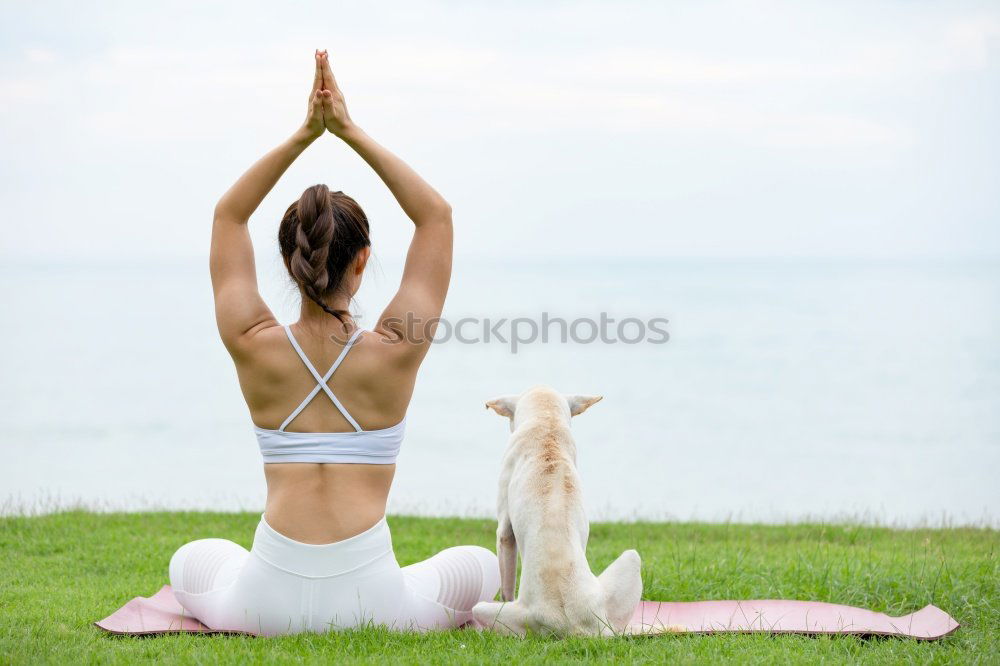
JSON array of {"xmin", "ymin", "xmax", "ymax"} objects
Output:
[{"xmin": 278, "ymin": 184, "xmax": 371, "ymax": 324}]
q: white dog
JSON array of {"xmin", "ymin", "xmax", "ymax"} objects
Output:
[{"xmin": 471, "ymin": 386, "xmax": 642, "ymax": 636}]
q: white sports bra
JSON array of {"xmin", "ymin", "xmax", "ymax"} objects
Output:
[{"xmin": 254, "ymin": 325, "xmax": 405, "ymax": 464}]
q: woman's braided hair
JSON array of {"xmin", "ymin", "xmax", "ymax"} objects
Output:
[{"xmin": 278, "ymin": 184, "xmax": 371, "ymax": 324}]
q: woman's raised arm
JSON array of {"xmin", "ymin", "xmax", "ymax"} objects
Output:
[
  {"xmin": 318, "ymin": 53, "xmax": 453, "ymax": 360},
  {"xmin": 211, "ymin": 52, "xmax": 328, "ymax": 350}
]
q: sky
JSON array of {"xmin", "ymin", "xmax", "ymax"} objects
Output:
[{"xmin": 1, "ymin": 0, "xmax": 999, "ymax": 263}]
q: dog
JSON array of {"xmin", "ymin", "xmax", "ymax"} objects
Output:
[{"xmin": 471, "ymin": 385, "xmax": 642, "ymax": 636}]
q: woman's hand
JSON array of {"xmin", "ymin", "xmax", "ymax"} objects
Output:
[
  {"xmin": 317, "ymin": 50, "xmax": 355, "ymax": 138},
  {"xmin": 299, "ymin": 50, "xmax": 327, "ymax": 140}
]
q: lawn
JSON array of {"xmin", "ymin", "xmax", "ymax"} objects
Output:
[{"xmin": 0, "ymin": 511, "xmax": 996, "ymax": 664}]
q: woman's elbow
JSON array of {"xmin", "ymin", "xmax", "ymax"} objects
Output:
[
  {"xmin": 440, "ymin": 200, "xmax": 453, "ymax": 222},
  {"xmin": 415, "ymin": 200, "xmax": 452, "ymax": 227},
  {"xmin": 212, "ymin": 202, "xmax": 229, "ymax": 224},
  {"xmin": 434, "ymin": 199, "xmax": 453, "ymax": 224},
  {"xmin": 213, "ymin": 203, "xmax": 247, "ymax": 226}
]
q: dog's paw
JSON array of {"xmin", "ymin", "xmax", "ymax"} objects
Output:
[{"xmin": 625, "ymin": 622, "xmax": 687, "ymax": 636}]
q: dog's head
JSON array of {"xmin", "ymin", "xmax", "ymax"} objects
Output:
[{"xmin": 485, "ymin": 385, "xmax": 602, "ymax": 431}]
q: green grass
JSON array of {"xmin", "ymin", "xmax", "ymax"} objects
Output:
[{"xmin": 0, "ymin": 512, "xmax": 996, "ymax": 664}]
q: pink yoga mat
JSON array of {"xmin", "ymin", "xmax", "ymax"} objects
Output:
[
  {"xmin": 94, "ymin": 585, "xmax": 958, "ymax": 640},
  {"xmin": 627, "ymin": 599, "xmax": 958, "ymax": 639}
]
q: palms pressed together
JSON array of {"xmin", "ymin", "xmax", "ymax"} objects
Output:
[{"xmin": 303, "ymin": 49, "xmax": 354, "ymax": 139}]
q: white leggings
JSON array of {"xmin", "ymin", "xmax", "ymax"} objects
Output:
[{"xmin": 169, "ymin": 516, "xmax": 500, "ymax": 635}]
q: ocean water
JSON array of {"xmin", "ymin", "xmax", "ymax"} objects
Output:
[{"xmin": 1, "ymin": 256, "xmax": 998, "ymax": 525}]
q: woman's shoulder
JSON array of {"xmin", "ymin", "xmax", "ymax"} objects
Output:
[
  {"xmin": 227, "ymin": 321, "xmax": 424, "ymax": 383},
  {"xmin": 224, "ymin": 321, "xmax": 290, "ymax": 360},
  {"xmin": 225, "ymin": 324, "xmax": 318, "ymax": 386},
  {"xmin": 357, "ymin": 322, "xmax": 434, "ymax": 371}
]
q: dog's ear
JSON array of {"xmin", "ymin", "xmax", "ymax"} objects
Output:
[
  {"xmin": 485, "ymin": 395, "xmax": 518, "ymax": 418},
  {"xmin": 566, "ymin": 394, "xmax": 602, "ymax": 417}
]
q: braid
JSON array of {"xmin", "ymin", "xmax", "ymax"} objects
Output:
[
  {"xmin": 278, "ymin": 184, "xmax": 371, "ymax": 325},
  {"xmin": 290, "ymin": 186, "xmax": 343, "ymax": 320}
]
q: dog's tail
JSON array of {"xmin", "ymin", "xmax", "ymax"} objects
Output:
[
  {"xmin": 472, "ymin": 600, "xmax": 528, "ymax": 636},
  {"xmin": 597, "ymin": 549, "xmax": 643, "ymax": 632}
]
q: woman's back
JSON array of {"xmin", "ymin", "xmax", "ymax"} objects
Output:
[
  {"xmin": 239, "ymin": 323, "xmax": 413, "ymax": 433},
  {"xmin": 233, "ymin": 321, "xmax": 419, "ymax": 543},
  {"xmin": 167, "ymin": 49, "xmax": 499, "ymax": 636},
  {"xmin": 203, "ymin": 50, "xmax": 451, "ymax": 546}
]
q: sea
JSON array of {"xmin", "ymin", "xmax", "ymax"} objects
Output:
[{"xmin": 2, "ymin": 255, "xmax": 997, "ymax": 526}]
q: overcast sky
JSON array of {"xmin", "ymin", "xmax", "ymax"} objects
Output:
[{"xmin": 1, "ymin": 1, "xmax": 998, "ymax": 262}]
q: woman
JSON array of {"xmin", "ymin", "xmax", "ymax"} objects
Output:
[{"xmin": 168, "ymin": 50, "xmax": 499, "ymax": 635}]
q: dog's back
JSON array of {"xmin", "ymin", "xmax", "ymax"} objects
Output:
[
  {"xmin": 474, "ymin": 386, "xmax": 642, "ymax": 636},
  {"xmin": 504, "ymin": 400, "xmax": 587, "ymax": 545}
]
